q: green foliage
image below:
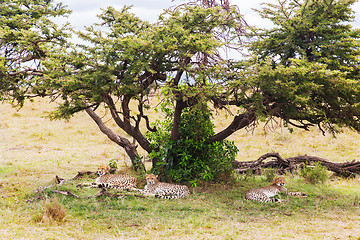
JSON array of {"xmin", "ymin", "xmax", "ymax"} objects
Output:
[
  {"xmin": 42, "ymin": 5, "xmax": 237, "ymax": 119},
  {"xmin": 0, "ymin": 0, "xmax": 70, "ymax": 106},
  {"xmin": 236, "ymin": 0, "xmax": 360, "ymax": 133},
  {"xmin": 263, "ymin": 168, "xmax": 278, "ymax": 182},
  {"xmin": 300, "ymin": 162, "xmax": 329, "ymax": 184},
  {"xmin": 133, "ymin": 156, "xmax": 146, "ymax": 174},
  {"xmin": 108, "ymin": 159, "xmax": 118, "ymax": 173},
  {"xmin": 253, "ymin": 0, "xmax": 360, "ymax": 74},
  {"xmin": 242, "ymin": 59, "xmax": 360, "ymax": 133},
  {"xmin": 148, "ymin": 103, "xmax": 238, "ymax": 184}
]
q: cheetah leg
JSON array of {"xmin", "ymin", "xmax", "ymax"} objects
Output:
[
  {"xmin": 112, "ymin": 186, "xmax": 143, "ymax": 192},
  {"xmin": 130, "ymin": 187, "xmax": 144, "ymax": 192},
  {"xmin": 139, "ymin": 189, "xmax": 156, "ymax": 197},
  {"xmin": 271, "ymin": 198, "xmax": 283, "ymax": 203},
  {"xmin": 287, "ymin": 191, "xmax": 308, "ymax": 197},
  {"xmin": 76, "ymin": 182, "xmax": 101, "ymax": 188}
]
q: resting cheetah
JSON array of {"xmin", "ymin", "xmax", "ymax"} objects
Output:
[
  {"xmin": 245, "ymin": 176, "xmax": 307, "ymax": 203},
  {"xmin": 77, "ymin": 165, "xmax": 139, "ymax": 191},
  {"xmin": 143, "ymin": 174, "xmax": 190, "ymax": 199}
]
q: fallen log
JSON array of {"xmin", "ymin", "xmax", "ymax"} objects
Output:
[{"xmin": 233, "ymin": 153, "xmax": 360, "ymax": 177}]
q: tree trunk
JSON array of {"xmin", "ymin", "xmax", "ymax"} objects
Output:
[
  {"xmin": 233, "ymin": 152, "xmax": 360, "ymax": 177},
  {"xmin": 171, "ymin": 100, "xmax": 186, "ymax": 141},
  {"xmin": 85, "ymin": 108, "xmax": 145, "ymax": 171}
]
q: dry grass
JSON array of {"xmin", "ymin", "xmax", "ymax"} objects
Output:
[
  {"xmin": 38, "ymin": 197, "xmax": 67, "ymax": 223},
  {"xmin": 1, "ymin": 97, "xmax": 360, "ymax": 239}
]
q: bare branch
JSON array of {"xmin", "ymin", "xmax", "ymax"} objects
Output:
[
  {"xmin": 137, "ymin": 101, "xmax": 157, "ymax": 132},
  {"xmin": 210, "ymin": 109, "xmax": 257, "ymax": 142},
  {"xmin": 85, "ymin": 106, "xmax": 145, "ymax": 171},
  {"xmin": 53, "ymin": 190, "xmax": 79, "ymax": 198}
]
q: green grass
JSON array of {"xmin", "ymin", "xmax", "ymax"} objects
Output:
[
  {"xmin": 1, "ymin": 97, "xmax": 360, "ymax": 239},
  {"xmin": 5, "ymin": 176, "xmax": 360, "ymax": 239}
]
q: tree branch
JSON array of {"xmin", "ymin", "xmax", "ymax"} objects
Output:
[
  {"xmin": 104, "ymin": 94, "xmax": 153, "ymax": 154},
  {"xmin": 85, "ymin": 107, "xmax": 145, "ymax": 170},
  {"xmin": 210, "ymin": 110, "xmax": 257, "ymax": 142},
  {"xmin": 53, "ymin": 190, "xmax": 79, "ymax": 198},
  {"xmin": 137, "ymin": 101, "xmax": 157, "ymax": 132}
]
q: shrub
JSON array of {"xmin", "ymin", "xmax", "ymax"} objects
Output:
[
  {"xmin": 300, "ymin": 162, "xmax": 329, "ymax": 184},
  {"xmin": 148, "ymin": 103, "xmax": 238, "ymax": 185},
  {"xmin": 263, "ymin": 168, "xmax": 278, "ymax": 182},
  {"xmin": 108, "ymin": 159, "xmax": 118, "ymax": 173}
]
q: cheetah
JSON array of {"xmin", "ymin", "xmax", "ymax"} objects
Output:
[
  {"xmin": 77, "ymin": 165, "xmax": 139, "ymax": 191},
  {"xmin": 245, "ymin": 176, "xmax": 307, "ymax": 203},
  {"xmin": 142, "ymin": 174, "xmax": 190, "ymax": 199}
]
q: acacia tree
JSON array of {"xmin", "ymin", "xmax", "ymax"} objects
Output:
[
  {"xmin": 41, "ymin": 2, "xmax": 248, "ymax": 172},
  {"xmin": 0, "ymin": 0, "xmax": 70, "ymax": 105}
]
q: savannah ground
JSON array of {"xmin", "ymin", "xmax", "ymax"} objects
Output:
[{"xmin": 1, "ymin": 97, "xmax": 360, "ymax": 239}]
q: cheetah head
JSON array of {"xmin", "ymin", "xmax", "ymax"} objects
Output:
[
  {"xmin": 96, "ymin": 165, "xmax": 110, "ymax": 176},
  {"xmin": 273, "ymin": 176, "xmax": 285, "ymax": 187},
  {"xmin": 146, "ymin": 174, "xmax": 159, "ymax": 185}
]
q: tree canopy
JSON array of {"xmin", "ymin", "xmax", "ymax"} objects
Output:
[
  {"xmin": 39, "ymin": 2, "xmax": 249, "ymax": 172},
  {"xmin": 245, "ymin": 0, "xmax": 360, "ymax": 133},
  {"xmin": 1, "ymin": 0, "xmax": 360, "ymax": 181},
  {"xmin": 0, "ymin": 0, "xmax": 70, "ymax": 106}
]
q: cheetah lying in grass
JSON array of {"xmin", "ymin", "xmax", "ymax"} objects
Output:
[
  {"xmin": 245, "ymin": 176, "xmax": 307, "ymax": 203},
  {"xmin": 77, "ymin": 165, "xmax": 139, "ymax": 191},
  {"xmin": 142, "ymin": 174, "xmax": 190, "ymax": 199}
]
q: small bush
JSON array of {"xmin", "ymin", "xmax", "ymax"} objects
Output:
[
  {"xmin": 109, "ymin": 159, "xmax": 118, "ymax": 173},
  {"xmin": 148, "ymin": 104, "xmax": 238, "ymax": 185},
  {"xmin": 263, "ymin": 168, "xmax": 278, "ymax": 182},
  {"xmin": 300, "ymin": 162, "xmax": 329, "ymax": 184}
]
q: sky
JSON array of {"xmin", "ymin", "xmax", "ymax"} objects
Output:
[
  {"xmin": 54, "ymin": 0, "xmax": 360, "ymax": 60},
  {"xmin": 55, "ymin": 0, "xmax": 360, "ymax": 30}
]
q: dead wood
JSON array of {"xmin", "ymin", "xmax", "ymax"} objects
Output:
[
  {"xmin": 52, "ymin": 190, "xmax": 79, "ymax": 198},
  {"xmin": 233, "ymin": 152, "xmax": 360, "ymax": 177}
]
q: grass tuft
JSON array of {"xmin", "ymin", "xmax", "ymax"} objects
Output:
[{"xmin": 38, "ymin": 197, "xmax": 67, "ymax": 224}]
